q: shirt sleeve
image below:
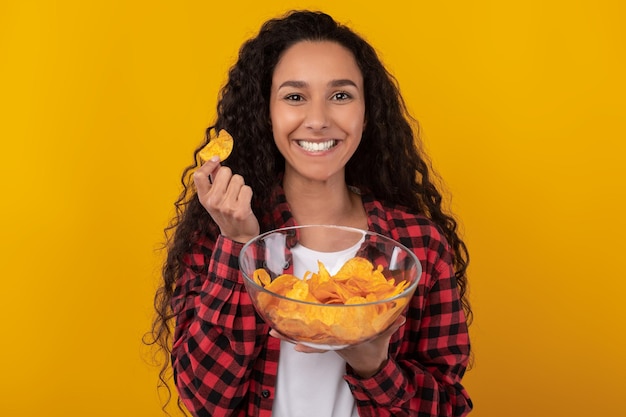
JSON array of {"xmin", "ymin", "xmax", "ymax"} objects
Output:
[
  {"xmin": 170, "ymin": 234, "xmax": 269, "ymax": 417},
  {"xmin": 344, "ymin": 224, "xmax": 472, "ymax": 417}
]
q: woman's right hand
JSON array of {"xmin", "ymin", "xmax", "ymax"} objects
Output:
[{"xmin": 193, "ymin": 156, "xmax": 260, "ymax": 243}]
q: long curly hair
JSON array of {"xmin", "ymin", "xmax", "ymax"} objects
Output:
[{"xmin": 146, "ymin": 9, "xmax": 472, "ymax": 414}]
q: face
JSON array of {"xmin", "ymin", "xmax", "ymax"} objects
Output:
[{"xmin": 269, "ymin": 41, "xmax": 365, "ymax": 184}]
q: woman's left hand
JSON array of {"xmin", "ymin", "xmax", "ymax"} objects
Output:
[
  {"xmin": 335, "ymin": 315, "xmax": 405, "ymax": 378},
  {"xmin": 269, "ymin": 316, "xmax": 406, "ymax": 378}
]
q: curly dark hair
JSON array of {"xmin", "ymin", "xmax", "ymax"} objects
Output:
[{"xmin": 145, "ymin": 9, "xmax": 471, "ymax": 414}]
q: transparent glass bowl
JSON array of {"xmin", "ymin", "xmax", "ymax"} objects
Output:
[{"xmin": 239, "ymin": 225, "xmax": 422, "ymax": 349}]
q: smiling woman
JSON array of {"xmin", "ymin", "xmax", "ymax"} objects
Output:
[
  {"xmin": 270, "ymin": 41, "xmax": 366, "ymax": 185},
  {"xmin": 3, "ymin": 0, "xmax": 624, "ymax": 416},
  {"xmin": 148, "ymin": 9, "xmax": 472, "ymax": 417}
]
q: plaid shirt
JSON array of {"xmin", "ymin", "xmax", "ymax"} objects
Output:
[{"xmin": 171, "ymin": 187, "xmax": 472, "ymax": 416}]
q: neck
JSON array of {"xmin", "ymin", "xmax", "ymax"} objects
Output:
[{"xmin": 283, "ymin": 174, "xmax": 367, "ymax": 229}]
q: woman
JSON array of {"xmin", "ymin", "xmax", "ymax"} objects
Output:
[{"xmin": 150, "ymin": 10, "xmax": 473, "ymax": 417}]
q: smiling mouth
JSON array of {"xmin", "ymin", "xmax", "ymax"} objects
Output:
[{"xmin": 296, "ymin": 140, "xmax": 337, "ymax": 152}]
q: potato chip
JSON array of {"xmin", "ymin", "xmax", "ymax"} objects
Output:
[
  {"xmin": 264, "ymin": 273, "xmax": 298, "ymax": 294},
  {"xmin": 253, "ymin": 269, "xmax": 271, "ymax": 287},
  {"xmin": 334, "ymin": 257, "xmax": 376, "ymax": 282},
  {"xmin": 285, "ymin": 280, "xmax": 315, "ymax": 302},
  {"xmin": 274, "ymin": 317, "xmax": 312, "ymax": 338},
  {"xmin": 252, "ymin": 256, "xmax": 412, "ymax": 345},
  {"xmin": 198, "ymin": 129, "xmax": 234, "ymax": 162}
]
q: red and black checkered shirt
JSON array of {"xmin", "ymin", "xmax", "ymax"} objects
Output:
[{"xmin": 171, "ymin": 187, "xmax": 472, "ymax": 416}]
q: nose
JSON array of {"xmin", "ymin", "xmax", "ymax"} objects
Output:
[{"xmin": 304, "ymin": 99, "xmax": 329, "ymax": 130}]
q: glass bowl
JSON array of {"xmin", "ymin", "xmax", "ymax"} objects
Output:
[{"xmin": 239, "ymin": 225, "xmax": 422, "ymax": 349}]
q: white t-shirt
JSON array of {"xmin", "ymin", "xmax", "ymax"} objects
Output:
[{"xmin": 271, "ymin": 242, "xmax": 362, "ymax": 417}]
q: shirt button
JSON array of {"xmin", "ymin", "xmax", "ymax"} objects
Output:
[{"xmin": 261, "ymin": 389, "xmax": 271, "ymax": 398}]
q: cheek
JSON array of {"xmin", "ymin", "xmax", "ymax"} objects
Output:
[
  {"xmin": 271, "ymin": 107, "xmax": 302, "ymax": 134},
  {"xmin": 347, "ymin": 114, "xmax": 366, "ymax": 138},
  {"xmin": 340, "ymin": 104, "xmax": 366, "ymax": 134}
]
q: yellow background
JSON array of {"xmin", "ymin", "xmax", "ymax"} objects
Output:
[{"xmin": 1, "ymin": 1, "xmax": 624, "ymax": 416}]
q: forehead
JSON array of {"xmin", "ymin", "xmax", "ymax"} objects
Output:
[{"xmin": 272, "ymin": 41, "xmax": 363, "ymax": 84}]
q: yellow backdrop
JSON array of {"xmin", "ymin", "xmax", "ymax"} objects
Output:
[{"xmin": 1, "ymin": 1, "xmax": 624, "ymax": 416}]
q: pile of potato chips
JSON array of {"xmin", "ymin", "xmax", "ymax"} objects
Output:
[{"xmin": 252, "ymin": 257, "xmax": 410, "ymax": 346}]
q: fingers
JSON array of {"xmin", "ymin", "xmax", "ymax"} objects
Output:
[
  {"xmin": 212, "ymin": 168, "xmax": 241, "ymax": 204},
  {"xmin": 334, "ymin": 316, "xmax": 406, "ymax": 377},
  {"xmin": 206, "ymin": 168, "xmax": 252, "ymax": 218},
  {"xmin": 192, "ymin": 159, "xmax": 260, "ymax": 242},
  {"xmin": 340, "ymin": 315, "xmax": 405, "ymax": 355},
  {"xmin": 269, "ymin": 329, "xmax": 296, "ymax": 344},
  {"xmin": 193, "ymin": 158, "xmax": 242, "ymax": 212},
  {"xmin": 193, "ymin": 156, "xmax": 221, "ymax": 196},
  {"xmin": 385, "ymin": 315, "xmax": 406, "ymax": 335},
  {"xmin": 362, "ymin": 315, "xmax": 405, "ymax": 347}
]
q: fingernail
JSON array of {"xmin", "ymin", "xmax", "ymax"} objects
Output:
[{"xmin": 210, "ymin": 156, "xmax": 220, "ymax": 162}]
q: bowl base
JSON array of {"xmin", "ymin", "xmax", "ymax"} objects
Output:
[{"xmin": 300, "ymin": 341, "xmax": 350, "ymax": 351}]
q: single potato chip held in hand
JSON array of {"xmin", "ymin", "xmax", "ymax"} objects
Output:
[{"xmin": 198, "ymin": 129, "xmax": 234, "ymax": 162}]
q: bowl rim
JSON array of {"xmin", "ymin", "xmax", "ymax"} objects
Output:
[{"xmin": 239, "ymin": 224, "xmax": 422, "ymax": 307}]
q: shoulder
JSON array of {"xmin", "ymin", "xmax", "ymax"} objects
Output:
[
  {"xmin": 363, "ymin": 194, "xmax": 451, "ymax": 259},
  {"xmin": 363, "ymin": 194, "xmax": 443, "ymax": 237},
  {"xmin": 363, "ymin": 195, "xmax": 457, "ymax": 296}
]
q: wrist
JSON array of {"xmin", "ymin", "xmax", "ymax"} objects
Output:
[
  {"xmin": 351, "ymin": 357, "xmax": 388, "ymax": 379},
  {"xmin": 230, "ymin": 234, "xmax": 257, "ymax": 244}
]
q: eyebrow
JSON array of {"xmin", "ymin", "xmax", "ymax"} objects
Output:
[
  {"xmin": 330, "ymin": 79, "xmax": 358, "ymax": 88},
  {"xmin": 277, "ymin": 79, "xmax": 359, "ymax": 89}
]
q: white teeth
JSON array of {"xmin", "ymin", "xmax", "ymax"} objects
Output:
[{"xmin": 297, "ymin": 140, "xmax": 336, "ymax": 152}]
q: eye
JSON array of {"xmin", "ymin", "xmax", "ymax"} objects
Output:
[
  {"xmin": 284, "ymin": 94, "xmax": 304, "ymax": 102},
  {"xmin": 331, "ymin": 91, "xmax": 352, "ymax": 101}
]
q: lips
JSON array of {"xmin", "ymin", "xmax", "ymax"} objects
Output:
[{"xmin": 296, "ymin": 139, "xmax": 337, "ymax": 152}]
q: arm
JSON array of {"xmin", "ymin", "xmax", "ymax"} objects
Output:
[
  {"xmin": 344, "ymin": 229, "xmax": 472, "ymax": 416},
  {"xmin": 171, "ymin": 155, "xmax": 265, "ymax": 416},
  {"xmin": 171, "ymin": 235, "xmax": 268, "ymax": 417}
]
